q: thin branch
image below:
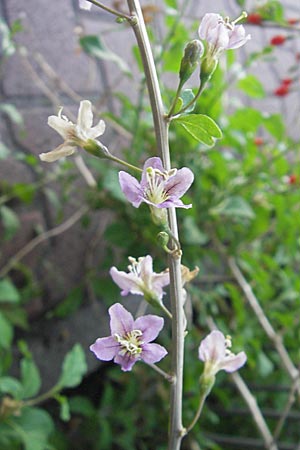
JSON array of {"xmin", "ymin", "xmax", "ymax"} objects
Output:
[
  {"xmin": 0, "ymin": 205, "xmax": 89, "ymax": 278},
  {"xmin": 272, "ymin": 375, "xmax": 299, "ymax": 444},
  {"xmin": 146, "ymin": 362, "xmax": 174, "ymax": 383},
  {"xmin": 228, "ymin": 257, "xmax": 300, "ymax": 387},
  {"xmin": 231, "ymin": 372, "xmax": 279, "ymax": 450},
  {"xmin": 85, "ymin": 0, "xmax": 132, "ymax": 21}
]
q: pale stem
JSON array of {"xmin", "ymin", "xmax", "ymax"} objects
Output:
[
  {"xmin": 85, "ymin": 0, "xmax": 132, "ymax": 21},
  {"xmin": 146, "ymin": 362, "xmax": 174, "ymax": 383},
  {"xmin": 126, "ymin": 1, "xmax": 185, "ymax": 449},
  {"xmin": 185, "ymin": 390, "xmax": 207, "ymax": 434}
]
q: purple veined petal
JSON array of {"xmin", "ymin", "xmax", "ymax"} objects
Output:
[
  {"xmin": 48, "ymin": 115, "xmax": 74, "ymax": 140},
  {"xmin": 134, "ymin": 315, "xmax": 164, "ymax": 343},
  {"xmin": 198, "ymin": 330, "xmax": 226, "ymax": 363},
  {"xmin": 79, "ymin": 0, "xmax": 92, "ymax": 10},
  {"xmin": 141, "ymin": 157, "xmax": 164, "ymax": 186},
  {"xmin": 90, "ymin": 336, "xmax": 119, "ymax": 361},
  {"xmin": 217, "ymin": 351, "xmax": 247, "ymax": 373},
  {"xmin": 77, "ymin": 100, "xmax": 93, "ymax": 131},
  {"xmin": 165, "ymin": 167, "xmax": 194, "ymax": 199},
  {"xmin": 228, "ymin": 25, "xmax": 251, "ymax": 49},
  {"xmin": 159, "ymin": 197, "xmax": 192, "ymax": 209},
  {"xmin": 141, "ymin": 343, "xmax": 168, "ymax": 364},
  {"xmin": 39, "ymin": 143, "xmax": 76, "ymax": 162},
  {"xmin": 119, "ymin": 171, "xmax": 143, "ymax": 208},
  {"xmin": 109, "ymin": 303, "xmax": 134, "ymax": 335},
  {"xmin": 198, "ymin": 13, "xmax": 221, "ymax": 40},
  {"xmin": 114, "ymin": 352, "xmax": 137, "ymax": 371},
  {"xmin": 88, "ymin": 120, "xmax": 106, "ymax": 139},
  {"xmin": 109, "ymin": 267, "xmax": 143, "ymax": 296}
]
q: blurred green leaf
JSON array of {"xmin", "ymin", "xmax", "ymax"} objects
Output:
[
  {"xmin": 80, "ymin": 35, "xmax": 131, "ymax": 76},
  {"xmin": 20, "ymin": 358, "xmax": 41, "ymax": 399},
  {"xmin": 55, "ymin": 394, "xmax": 71, "ymax": 421},
  {"xmin": 57, "ymin": 344, "xmax": 87, "ymax": 389},
  {"xmin": 237, "ymin": 74, "xmax": 265, "ymax": 98},
  {"xmin": 175, "ymin": 114, "xmax": 222, "ymax": 146},
  {"xmin": 0, "ymin": 104, "xmax": 23, "ymax": 125},
  {"xmin": 0, "ymin": 312, "xmax": 13, "ymax": 349},
  {"xmin": 14, "ymin": 407, "xmax": 54, "ymax": 450},
  {"xmin": 0, "ymin": 376, "xmax": 23, "ymax": 398},
  {"xmin": 0, "ymin": 279, "xmax": 20, "ymax": 304},
  {"xmin": 0, "ymin": 205, "xmax": 20, "ymax": 241},
  {"xmin": 211, "ymin": 196, "xmax": 255, "ymax": 220}
]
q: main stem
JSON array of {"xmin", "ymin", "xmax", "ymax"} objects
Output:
[{"xmin": 126, "ymin": 2, "xmax": 185, "ymax": 449}]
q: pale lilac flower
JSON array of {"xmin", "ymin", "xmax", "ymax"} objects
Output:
[
  {"xmin": 79, "ymin": 0, "xmax": 92, "ymax": 11},
  {"xmin": 90, "ymin": 303, "xmax": 167, "ymax": 371},
  {"xmin": 199, "ymin": 13, "xmax": 250, "ymax": 58},
  {"xmin": 110, "ymin": 255, "xmax": 169, "ymax": 302},
  {"xmin": 199, "ymin": 330, "xmax": 247, "ymax": 375},
  {"xmin": 119, "ymin": 157, "xmax": 194, "ymax": 209},
  {"xmin": 40, "ymin": 100, "xmax": 105, "ymax": 162}
]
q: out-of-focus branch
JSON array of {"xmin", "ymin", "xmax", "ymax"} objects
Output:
[
  {"xmin": 0, "ymin": 205, "xmax": 89, "ymax": 278},
  {"xmin": 228, "ymin": 257, "xmax": 300, "ymax": 388}
]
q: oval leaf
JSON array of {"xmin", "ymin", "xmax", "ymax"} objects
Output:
[{"xmin": 175, "ymin": 114, "xmax": 222, "ymax": 146}]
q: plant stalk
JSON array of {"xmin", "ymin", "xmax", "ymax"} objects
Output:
[{"xmin": 126, "ymin": 1, "xmax": 185, "ymax": 448}]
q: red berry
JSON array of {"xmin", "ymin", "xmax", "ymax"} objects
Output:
[
  {"xmin": 247, "ymin": 13, "xmax": 262, "ymax": 25},
  {"xmin": 274, "ymin": 84, "xmax": 289, "ymax": 96},
  {"xmin": 287, "ymin": 18, "xmax": 299, "ymax": 25},
  {"xmin": 270, "ymin": 35, "xmax": 286, "ymax": 46},
  {"xmin": 288, "ymin": 174, "xmax": 297, "ymax": 184},
  {"xmin": 254, "ymin": 137, "xmax": 264, "ymax": 146},
  {"xmin": 282, "ymin": 78, "xmax": 293, "ymax": 86}
]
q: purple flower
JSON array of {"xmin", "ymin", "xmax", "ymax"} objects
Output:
[
  {"xmin": 198, "ymin": 330, "xmax": 247, "ymax": 375},
  {"xmin": 119, "ymin": 157, "xmax": 194, "ymax": 210},
  {"xmin": 110, "ymin": 255, "xmax": 170, "ymax": 302},
  {"xmin": 199, "ymin": 13, "xmax": 250, "ymax": 58},
  {"xmin": 90, "ymin": 303, "xmax": 167, "ymax": 371}
]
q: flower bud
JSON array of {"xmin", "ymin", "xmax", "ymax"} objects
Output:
[
  {"xmin": 157, "ymin": 231, "xmax": 170, "ymax": 248},
  {"xmin": 179, "ymin": 40, "xmax": 204, "ymax": 86},
  {"xmin": 83, "ymin": 139, "xmax": 111, "ymax": 158},
  {"xmin": 199, "ymin": 56, "xmax": 218, "ymax": 86}
]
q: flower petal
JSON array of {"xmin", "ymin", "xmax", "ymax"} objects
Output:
[
  {"xmin": 90, "ymin": 336, "xmax": 119, "ymax": 361},
  {"xmin": 139, "ymin": 255, "xmax": 153, "ymax": 286},
  {"xmin": 141, "ymin": 343, "xmax": 168, "ymax": 364},
  {"xmin": 134, "ymin": 315, "xmax": 164, "ymax": 343},
  {"xmin": 119, "ymin": 171, "xmax": 143, "ymax": 207},
  {"xmin": 228, "ymin": 25, "xmax": 251, "ymax": 49},
  {"xmin": 141, "ymin": 157, "xmax": 164, "ymax": 187},
  {"xmin": 109, "ymin": 267, "xmax": 143, "ymax": 296},
  {"xmin": 79, "ymin": 0, "xmax": 92, "ymax": 10},
  {"xmin": 88, "ymin": 119, "xmax": 106, "ymax": 139},
  {"xmin": 165, "ymin": 167, "xmax": 194, "ymax": 198},
  {"xmin": 39, "ymin": 144, "xmax": 76, "ymax": 162},
  {"xmin": 109, "ymin": 303, "xmax": 134, "ymax": 335},
  {"xmin": 198, "ymin": 330, "xmax": 226, "ymax": 363},
  {"xmin": 48, "ymin": 114, "xmax": 74, "ymax": 140},
  {"xmin": 217, "ymin": 351, "xmax": 247, "ymax": 373},
  {"xmin": 77, "ymin": 100, "xmax": 93, "ymax": 131},
  {"xmin": 152, "ymin": 271, "xmax": 170, "ymax": 299},
  {"xmin": 114, "ymin": 353, "xmax": 137, "ymax": 371}
]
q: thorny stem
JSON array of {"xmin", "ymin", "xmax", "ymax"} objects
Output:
[{"xmin": 126, "ymin": 1, "xmax": 185, "ymax": 449}]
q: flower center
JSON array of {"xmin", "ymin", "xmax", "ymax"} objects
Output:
[
  {"xmin": 223, "ymin": 11, "xmax": 247, "ymax": 30},
  {"xmin": 225, "ymin": 335, "xmax": 235, "ymax": 357},
  {"xmin": 145, "ymin": 167, "xmax": 177, "ymax": 205},
  {"xmin": 114, "ymin": 329, "xmax": 144, "ymax": 357}
]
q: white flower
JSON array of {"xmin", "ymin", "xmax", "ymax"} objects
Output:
[
  {"xmin": 79, "ymin": 0, "xmax": 92, "ymax": 11},
  {"xmin": 198, "ymin": 330, "xmax": 247, "ymax": 376},
  {"xmin": 40, "ymin": 100, "xmax": 105, "ymax": 162}
]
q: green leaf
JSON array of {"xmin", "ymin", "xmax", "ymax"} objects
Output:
[
  {"xmin": 180, "ymin": 89, "xmax": 195, "ymax": 113},
  {"xmin": 55, "ymin": 394, "xmax": 71, "ymax": 421},
  {"xmin": 0, "ymin": 104, "xmax": 23, "ymax": 125},
  {"xmin": 237, "ymin": 74, "xmax": 265, "ymax": 98},
  {"xmin": 69, "ymin": 395, "xmax": 95, "ymax": 417},
  {"xmin": 57, "ymin": 344, "xmax": 87, "ymax": 389},
  {"xmin": 0, "ymin": 142, "xmax": 10, "ymax": 159},
  {"xmin": 20, "ymin": 358, "xmax": 41, "ymax": 399},
  {"xmin": 0, "ymin": 376, "xmax": 23, "ymax": 398},
  {"xmin": 0, "ymin": 206, "xmax": 20, "ymax": 241},
  {"xmin": 210, "ymin": 196, "xmax": 255, "ymax": 220},
  {"xmin": 263, "ymin": 114, "xmax": 285, "ymax": 140},
  {"xmin": 0, "ymin": 312, "xmax": 13, "ymax": 349},
  {"xmin": 14, "ymin": 407, "xmax": 54, "ymax": 450},
  {"xmin": 80, "ymin": 35, "xmax": 131, "ymax": 76},
  {"xmin": 0, "ymin": 279, "xmax": 20, "ymax": 304},
  {"xmin": 182, "ymin": 216, "xmax": 209, "ymax": 245},
  {"xmin": 175, "ymin": 114, "xmax": 222, "ymax": 146}
]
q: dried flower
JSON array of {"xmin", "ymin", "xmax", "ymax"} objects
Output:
[
  {"xmin": 90, "ymin": 303, "xmax": 167, "ymax": 371},
  {"xmin": 40, "ymin": 100, "xmax": 105, "ymax": 162},
  {"xmin": 110, "ymin": 255, "xmax": 170, "ymax": 304},
  {"xmin": 198, "ymin": 330, "xmax": 247, "ymax": 376}
]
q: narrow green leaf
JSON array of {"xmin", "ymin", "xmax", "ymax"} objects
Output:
[
  {"xmin": 57, "ymin": 344, "xmax": 87, "ymax": 389},
  {"xmin": 55, "ymin": 394, "xmax": 71, "ymax": 421},
  {"xmin": 20, "ymin": 358, "xmax": 41, "ymax": 399},
  {"xmin": 0, "ymin": 104, "xmax": 23, "ymax": 125},
  {"xmin": 0, "ymin": 312, "xmax": 13, "ymax": 349},
  {"xmin": 80, "ymin": 35, "xmax": 131, "ymax": 76},
  {"xmin": 0, "ymin": 206, "xmax": 20, "ymax": 241},
  {"xmin": 175, "ymin": 114, "xmax": 222, "ymax": 146}
]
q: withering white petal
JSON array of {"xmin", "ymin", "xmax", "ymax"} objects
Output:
[
  {"xmin": 39, "ymin": 144, "xmax": 76, "ymax": 162},
  {"xmin": 88, "ymin": 119, "xmax": 106, "ymax": 139},
  {"xmin": 79, "ymin": 0, "xmax": 92, "ymax": 10},
  {"xmin": 77, "ymin": 100, "xmax": 93, "ymax": 131},
  {"xmin": 48, "ymin": 114, "xmax": 74, "ymax": 140}
]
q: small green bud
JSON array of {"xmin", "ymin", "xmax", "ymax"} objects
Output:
[
  {"xmin": 83, "ymin": 139, "xmax": 110, "ymax": 158},
  {"xmin": 179, "ymin": 40, "xmax": 204, "ymax": 86},
  {"xmin": 157, "ymin": 231, "xmax": 170, "ymax": 248},
  {"xmin": 199, "ymin": 56, "xmax": 218, "ymax": 86},
  {"xmin": 150, "ymin": 206, "xmax": 168, "ymax": 227}
]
